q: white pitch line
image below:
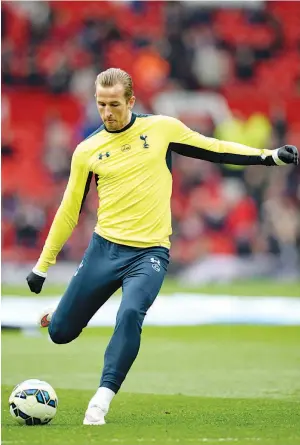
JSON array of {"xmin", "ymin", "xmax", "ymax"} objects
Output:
[{"xmin": 2, "ymin": 442, "xmax": 26, "ymax": 444}]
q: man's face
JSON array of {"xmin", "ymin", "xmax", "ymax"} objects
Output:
[{"xmin": 95, "ymin": 83, "xmax": 135, "ymax": 131}]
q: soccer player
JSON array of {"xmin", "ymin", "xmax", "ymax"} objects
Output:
[{"xmin": 26, "ymin": 68, "xmax": 299, "ymax": 425}]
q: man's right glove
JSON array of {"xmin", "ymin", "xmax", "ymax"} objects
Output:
[
  {"xmin": 26, "ymin": 269, "xmax": 47, "ymax": 294},
  {"xmin": 272, "ymin": 145, "xmax": 299, "ymax": 166}
]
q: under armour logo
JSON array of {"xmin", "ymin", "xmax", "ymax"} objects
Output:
[
  {"xmin": 140, "ymin": 134, "xmax": 149, "ymax": 149},
  {"xmin": 99, "ymin": 151, "xmax": 110, "ymax": 160}
]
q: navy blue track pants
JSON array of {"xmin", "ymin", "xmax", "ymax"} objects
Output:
[{"xmin": 48, "ymin": 233, "xmax": 169, "ymax": 393}]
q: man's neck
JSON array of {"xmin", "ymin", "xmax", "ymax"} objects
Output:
[
  {"xmin": 104, "ymin": 112, "xmax": 135, "ymax": 133},
  {"xmin": 121, "ymin": 111, "xmax": 132, "ymax": 130}
]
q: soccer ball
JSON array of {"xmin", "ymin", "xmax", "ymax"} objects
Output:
[{"xmin": 9, "ymin": 379, "xmax": 58, "ymax": 425}]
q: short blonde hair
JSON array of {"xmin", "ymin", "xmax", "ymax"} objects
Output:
[{"xmin": 95, "ymin": 68, "xmax": 134, "ymax": 102}]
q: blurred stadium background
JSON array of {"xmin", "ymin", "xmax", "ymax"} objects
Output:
[
  {"xmin": 2, "ymin": 2, "xmax": 300, "ymax": 443},
  {"xmin": 2, "ymin": 0, "xmax": 300, "ymax": 291}
]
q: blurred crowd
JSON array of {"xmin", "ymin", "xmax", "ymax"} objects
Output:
[{"xmin": 2, "ymin": 1, "xmax": 300, "ymax": 273}]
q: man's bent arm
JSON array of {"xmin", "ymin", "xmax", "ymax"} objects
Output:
[{"xmin": 35, "ymin": 149, "xmax": 91, "ymax": 274}]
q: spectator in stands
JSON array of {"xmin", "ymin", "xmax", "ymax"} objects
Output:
[
  {"xmin": 45, "ymin": 54, "xmax": 72, "ymax": 94},
  {"xmin": 14, "ymin": 199, "xmax": 46, "ymax": 248},
  {"xmin": 43, "ymin": 116, "xmax": 73, "ymax": 180},
  {"xmin": 271, "ymin": 107, "xmax": 288, "ymax": 146},
  {"xmin": 235, "ymin": 44, "xmax": 255, "ymax": 80},
  {"xmin": 1, "ymin": 132, "xmax": 16, "ymax": 159}
]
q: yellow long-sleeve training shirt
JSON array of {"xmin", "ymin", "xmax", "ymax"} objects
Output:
[{"xmin": 36, "ymin": 113, "xmax": 277, "ymax": 273}]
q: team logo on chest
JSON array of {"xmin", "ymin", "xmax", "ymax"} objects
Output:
[
  {"xmin": 98, "ymin": 151, "xmax": 110, "ymax": 160},
  {"xmin": 140, "ymin": 134, "xmax": 149, "ymax": 149}
]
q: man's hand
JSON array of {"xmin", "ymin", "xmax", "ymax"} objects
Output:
[
  {"xmin": 26, "ymin": 270, "xmax": 46, "ymax": 294},
  {"xmin": 272, "ymin": 145, "xmax": 299, "ymax": 166}
]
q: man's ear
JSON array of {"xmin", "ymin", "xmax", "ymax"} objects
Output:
[{"xmin": 128, "ymin": 95, "xmax": 136, "ymax": 110}]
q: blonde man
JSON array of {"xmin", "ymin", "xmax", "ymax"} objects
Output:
[{"xmin": 27, "ymin": 68, "xmax": 299, "ymax": 425}]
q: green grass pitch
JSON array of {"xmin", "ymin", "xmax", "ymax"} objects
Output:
[
  {"xmin": 2, "ymin": 325, "xmax": 300, "ymax": 445},
  {"xmin": 2, "ymin": 277, "xmax": 300, "ymax": 297}
]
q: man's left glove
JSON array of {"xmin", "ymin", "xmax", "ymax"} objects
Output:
[
  {"xmin": 26, "ymin": 269, "xmax": 47, "ymax": 294},
  {"xmin": 272, "ymin": 145, "xmax": 299, "ymax": 166}
]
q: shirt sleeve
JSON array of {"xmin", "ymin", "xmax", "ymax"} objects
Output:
[
  {"xmin": 35, "ymin": 148, "xmax": 92, "ymax": 273},
  {"xmin": 166, "ymin": 117, "xmax": 276, "ymax": 166}
]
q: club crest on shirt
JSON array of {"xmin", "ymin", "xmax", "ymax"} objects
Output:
[
  {"xmin": 140, "ymin": 134, "xmax": 149, "ymax": 149},
  {"xmin": 98, "ymin": 151, "xmax": 110, "ymax": 160}
]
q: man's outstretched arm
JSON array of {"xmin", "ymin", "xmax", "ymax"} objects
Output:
[
  {"xmin": 167, "ymin": 117, "xmax": 298, "ymax": 166},
  {"xmin": 26, "ymin": 148, "xmax": 91, "ymax": 294}
]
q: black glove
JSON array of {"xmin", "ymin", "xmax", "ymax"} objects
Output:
[
  {"xmin": 26, "ymin": 271, "xmax": 46, "ymax": 294},
  {"xmin": 276, "ymin": 145, "xmax": 299, "ymax": 165}
]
